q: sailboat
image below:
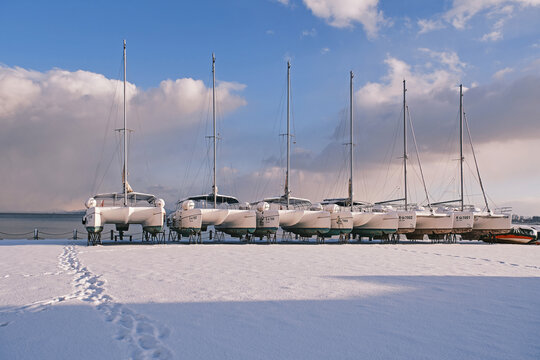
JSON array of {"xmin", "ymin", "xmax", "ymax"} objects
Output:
[
  {"xmin": 431, "ymin": 85, "xmax": 475, "ymax": 236},
  {"xmin": 260, "ymin": 61, "xmax": 331, "ymax": 239},
  {"xmin": 398, "ymin": 80, "xmax": 454, "ymax": 240},
  {"xmin": 323, "ymin": 71, "xmax": 395, "ymax": 240},
  {"xmin": 454, "ymin": 85, "xmax": 511, "ymax": 240},
  {"xmin": 83, "ymin": 40, "xmax": 166, "ymax": 245},
  {"xmin": 169, "ymin": 54, "xmax": 256, "ymax": 240}
]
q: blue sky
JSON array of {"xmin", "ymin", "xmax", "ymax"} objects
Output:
[{"xmin": 1, "ymin": 0, "xmax": 540, "ymax": 214}]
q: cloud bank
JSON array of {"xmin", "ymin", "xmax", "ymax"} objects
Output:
[
  {"xmin": 242, "ymin": 50, "xmax": 540, "ymax": 214},
  {"xmin": 0, "ymin": 66, "xmax": 246, "ymax": 211}
]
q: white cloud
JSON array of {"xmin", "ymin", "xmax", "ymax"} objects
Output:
[
  {"xmin": 321, "ymin": 47, "xmax": 330, "ymax": 54},
  {"xmin": 442, "ymin": 0, "xmax": 540, "ymax": 31},
  {"xmin": 301, "ymin": 28, "xmax": 317, "ymax": 37},
  {"xmin": 480, "ymin": 30, "xmax": 503, "ymax": 41},
  {"xmin": 0, "ymin": 66, "xmax": 247, "ymax": 211},
  {"xmin": 356, "ymin": 49, "xmax": 465, "ymax": 108},
  {"xmin": 302, "ymin": 0, "xmax": 386, "ymax": 38},
  {"xmin": 133, "ymin": 78, "xmax": 246, "ymax": 131},
  {"xmin": 266, "ymin": 29, "xmax": 275, "ymax": 35},
  {"xmin": 275, "ymin": 0, "xmax": 290, "ymax": 6},
  {"xmin": 418, "ymin": 48, "xmax": 466, "ymax": 73},
  {"xmin": 415, "ymin": 1, "xmax": 540, "ymax": 39},
  {"xmin": 492, "ymin": 67, "xmax": 514, "ymax": 79},
  {"xmin": 417, "ymin": 19, "xmax": 445, "ymax": 34}
]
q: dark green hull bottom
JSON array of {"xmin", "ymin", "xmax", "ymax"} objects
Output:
[
  {"xmin": 86, "ymin": 226, "xmax": 104, "ymax": 233},
  {"xmin": 252, "ymin": 227, "xmax": 279, "ymax": 237},
  {"xmin": 173, "ymin": 227, "xmax": 201, "ymax": 237},
  {"xmin": 352, "ymin": 228, "xmax": 398, "ymax": 237},
  {"xmin": 215, "ymin": 227, "xmax": 256, "ymax": 238},
  {"xmin": 282, "ymin": 227, "xmax": 331, "ymax": 237},
  {"xmin": 143, "ymin": 226, "xmax": 164, "ymax": 235},
  {"xmin": 323, "ymin": 229, "xmax": 353, "ymax": 237}
]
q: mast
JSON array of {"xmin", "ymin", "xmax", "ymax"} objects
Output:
[
  {"xmin": 284, "ymin": 61, "xmax": 291, "ymax": 208},
  {"xmin": 459, "ymin": 84, "xmax": 464, "ymax": 211},
  {"xmin": 212, "ymin": 53, "xmax": 217, "ymax": 209},
  {"xmin": 349, "ymin": 71, "xmax": 354, "ymax": 210},
  {"xmin": 403, "ymin": 79, "xmax": 408, "ymax": 211},
  {"xmin": 123, "ymin": 39, "xmax": 128, "ymax": 207}
]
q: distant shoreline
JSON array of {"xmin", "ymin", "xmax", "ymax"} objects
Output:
[{"xmin": 0, "ymin": 212, "xmax": 85, "ymax": 217}]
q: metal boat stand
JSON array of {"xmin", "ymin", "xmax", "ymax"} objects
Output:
[{"xmin": 87, "ymin": 232, "xmax": 102, "ymax": 246}]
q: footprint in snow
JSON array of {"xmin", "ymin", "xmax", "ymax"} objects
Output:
[{"xmin": 60, "ymin": 245, "xmax": 174, "ymax": 359}]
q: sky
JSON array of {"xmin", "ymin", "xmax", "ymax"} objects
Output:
[{"xmin": 0, "ymin": 0, "xmax": 539, "ymax": 215}]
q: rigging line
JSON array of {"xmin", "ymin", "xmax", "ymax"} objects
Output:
[
  {"xmin": 90, "ymin": 58, "xmax": 124, "ymax": 195},
  {"xmin": 202, "ymin": 137, "xmax": 212, "ymax": 194},
  {"xmin": 258, "ymin": 84, "xmax": 287, "ymax": 201},
  {"xmin": 433, "ymin": 109, "xmax": 459, "ymax": 201},
  {"xmin": 335, "ymin": 108, "xmax": 348, "ymax": 199},
  {"xmin": 289, "ymin": 72, "xmax": 297, "ymax": 145},
  {"xmin": 329, "ymin": 151, "xmax": 343, "ymax": 199},
  {"xmin": 179, "ymin": 73, "xmax": 212, "ymax": 199},
  {"xmin": 463, "ymin": 162, "xmax": 473, "ymax": 206},
  {"xmin": 339, "ymin": 130, "xmax": 350, "ymax": 199},
  {"xmin": 186, "ymin": 152, "xmax": 206, "ymax": 200},
  {"xmin": 115, "ymin": 130, "xmax": 123, "ymax": 181},
  {"xmin": 254, "ymin": 97, "xmax": 281, "ymax": 201},
  {"xmin": 437, "ymin": 164, "xmax": 459, "ymax": 202},
  {"xmin": 94, "ymin": 135, "xmax": 123, "ymax": 194},
  {"xmin": 407, "ymin": 105, "xmax": 432, "ymax": 210},
  {"xmin": 194, "ymin": 73, "xmax": 213, "ymax": 197},
  {"xmin": 376, "ymin": 105, "xmax": 401, "ymax": 202},
  {"xmin": 252, "ymin": 167, "xmax": 261, "ymax": 202},
  {"xmin": 464, "ymin": 111, "xmax": 491, "ymax": 212},
  {"xmin": 131, "ymin": 90, "xmax": 152, "ymax": 186}
]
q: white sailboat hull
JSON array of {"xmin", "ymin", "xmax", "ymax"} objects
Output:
[
  {"xmin": 325, "ymin": 211, "xmax": 353, "ymax": 236},
  {"xmin": 200, "ymin": 209, "xmax": 229, "ymax": 227},
  {"xmin": 397, "ymin": 210, "xmax": 416, "ymax": 234},
  {"xmin": 408, "ymin": 212, "xmax": 454, "ymax": 238},
  {"xmin": 452, "ymin": 211, "xmax": 474, "ymax": 234},
  {"xmin": 214, "ymin": 209, "xmax": 257, "ymax": 237},
  {"xmin": 280, "ymin": 210, "xmax": 331, "ymax": 237},
  {"xmin": 171, "ymin": 208, "xmax": 257, "ymax": 238},
  {"xmin": 277, "ymin": 210, "xmax": 305, "ymax": 227},
  {"xmin": 253, "ymin": 210, "xmax": 280, "ymax": 238},
  {"xmin": 352, "ymin": 211, "xmax": 399, "ymax": 237},
  {"xmin": 170, "ymin": 208, "xmax": 203, "ymax": 237},
  {"xmin": 462, "ymin": 213, "xmax": 512, "ymax": 240},
  {"xmin": 352, "ymin": 212, "xmax": 374, "ymax": 227},
  {"xmin": 85, "ymin": 206, "xmax": 165, "ymax": 234}
]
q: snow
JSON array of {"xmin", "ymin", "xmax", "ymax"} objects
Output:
[{"xmin": 1, "ymin": 240, "xmax": 539, "ymax": 359}]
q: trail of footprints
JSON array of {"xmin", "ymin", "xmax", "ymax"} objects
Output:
[
  {"xmin": 61, "ymin": 245, "xmax": 174, "ymax": 360},
  {"xmin": 391, "ymin": 246, "xmax": 540, "ymax": 270},
  {"xmin": 2, "ymin": 245, "xmax": 173, "ymax": 360}
]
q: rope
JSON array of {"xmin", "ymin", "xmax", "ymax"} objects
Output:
[
  {"xmin": 407, "ymin": 105, "xmax": 432, "ymax": 211},
  {"xmin": 464, "ymin": 111, "xmax": 491, "ymax": 212},
  {"xmin": 374, "ymin": 104, "xmax": 401, "ymax": 202},
  {"xmin": 90, "ymin": 57, "xmax": 124, "ymax": 196},
  {"xmin": 38, "ymin": 231, "xmax": 73, "ymax": 236},
  {"xmin": 0, "ymin": 231, "xmax": 34, "ymax": 236}
]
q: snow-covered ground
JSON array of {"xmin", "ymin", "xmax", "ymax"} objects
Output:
[{"xmin": 1, "ymin": 240, "xmax": 539, "ymax": 360}]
